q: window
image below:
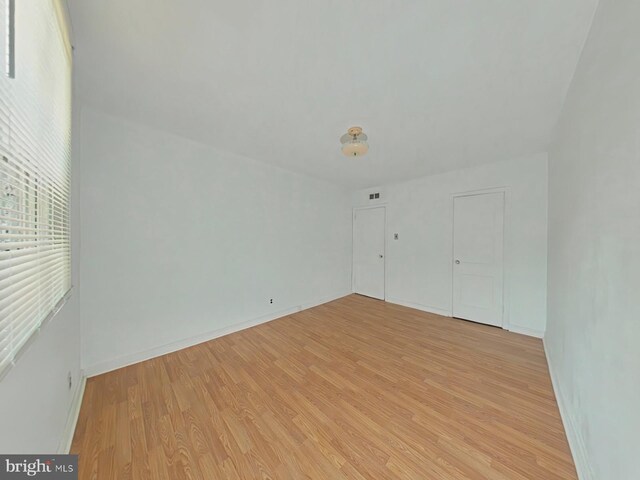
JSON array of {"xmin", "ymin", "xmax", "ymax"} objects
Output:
[
  {"xmin": 0, "ymin": 0, "xmax": 71, "ymax": 376},
  {"xmin": 5, "ymin": 0, "xmax": 14, "ymax": 79}
]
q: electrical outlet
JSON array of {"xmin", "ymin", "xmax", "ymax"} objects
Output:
[
  {"xmin": 270, "ymin": 298, "xmax": 273, "ymax": 304},
  {"xmin": 67, "ymin": 371, "xmax": 72, "ymax": 390},
  {"xmin": 394, "ymin": 233, "xmax": 399, "ymax": 240}
]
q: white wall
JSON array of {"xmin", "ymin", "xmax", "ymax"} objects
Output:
[
  {"xmin": 353, "ymin": 153, "xmax": 548, "ymax": 336},
  {"xmin": 79, "ymin": 108, "xmax": 352, "ymax": 374},
  {"xmin": 545, "ymin": 0, "xmax": 640, "ymax": 478},
  {"xmin": 0, "ymin": 298, "xmax": 81, "ymax": 453}
]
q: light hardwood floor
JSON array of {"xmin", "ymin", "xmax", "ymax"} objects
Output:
[{"xmin": 71, "ymin": 294, "xmax": 577, "ymax": 479}]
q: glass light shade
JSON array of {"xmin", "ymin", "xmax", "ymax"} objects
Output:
[{"xmin": 341, "ymin": 138, "xmax": 369, "ymax": 157}]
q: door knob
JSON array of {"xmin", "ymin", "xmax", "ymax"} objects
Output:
[
  {"xmin": 379, "ymin": 254, "xmax": 384, "ymax": 258},
  {"xmin": 455, "ymin": 259, "xmax": 460, "ymax": 264}
]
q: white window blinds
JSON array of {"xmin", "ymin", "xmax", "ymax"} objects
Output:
[{"xmin": 0, "ymin": 0, "xmax": 71, "ymax": 375}]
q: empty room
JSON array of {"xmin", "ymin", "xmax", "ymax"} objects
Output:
[{"xmin": 0, "ymin": 0, "xmax": 638, "ymax": 479}]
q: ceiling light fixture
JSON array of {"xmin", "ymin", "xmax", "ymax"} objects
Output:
[{"xmin": 341, "ymin": 126, "xmax": 368, "ymax": 157}]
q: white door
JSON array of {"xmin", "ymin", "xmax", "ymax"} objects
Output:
[
  {"xmin": 353, "ymin": 207, "xmax": 385, "ymax": 300},
  {"xmin": 452, "ymin": 192, "xmax": 504, "ymax": 327}
]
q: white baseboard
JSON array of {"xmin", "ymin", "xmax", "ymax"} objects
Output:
[
  {"xmin": 387, "ymin": 297, "xmax": 545, "ymax": 339},
  {"xmin": 507, "ymin": 324, "xmax": 545, "ymax": 338},
  {"xmin": 385, "ymin": 297, "xmax": 452, "ymax": 318},
  {"xmin": 543, "ymin": 339, "xmax": 594, "ymax": 480},
  {"xmin": 57, "ymin": 374, "xmax": 86, "ymax": 454},
  {"xmin": 83, "ymin": 291, "xmax": 350, "ymax": 377}
]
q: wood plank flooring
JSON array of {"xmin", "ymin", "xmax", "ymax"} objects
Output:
[{"xmin": 71, "ymin": 294, "xmax": 577, "ymax": 479}]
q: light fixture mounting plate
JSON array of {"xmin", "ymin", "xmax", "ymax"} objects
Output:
[{"xmin": 347, "ymin": 126, "xmax": 363, "ymax": 137}]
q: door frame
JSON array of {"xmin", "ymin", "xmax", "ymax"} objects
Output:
[
  {"xmin": 352, "ymin": 205, "xmax": 387, "ymax": 300},
  {"xmin": 450, "ymin": 187, "xmax": 510, "ymax": 329}
]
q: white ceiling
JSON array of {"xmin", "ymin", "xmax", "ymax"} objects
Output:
[{"xmin": 67, "ymin": 0, "xmax": 598, "ymax": 189}]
